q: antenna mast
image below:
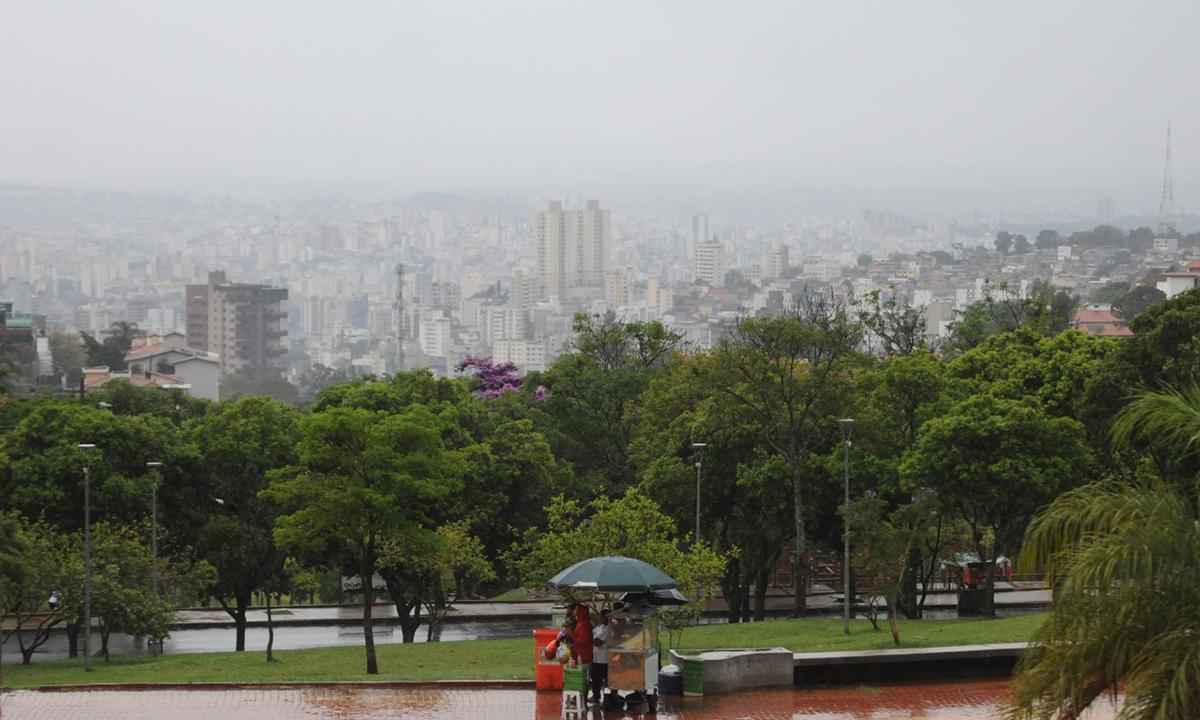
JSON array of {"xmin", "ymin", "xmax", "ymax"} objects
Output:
[{"xmin": 1159, "ymin": 122, "xmax": 1176, "ymax": 233}]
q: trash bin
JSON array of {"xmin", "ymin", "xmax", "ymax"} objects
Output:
[
  {"xmin": 658, "ymin": 664, "xmax": 683, "ymax": 696},
  {"xmin": 533, "ymin": 628, "xmax": 563, "ymax": 690}
]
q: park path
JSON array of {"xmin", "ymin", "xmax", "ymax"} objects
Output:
[{"xmin": 170, "ymin": 583, "xmax": 1051, "ymax": 629}]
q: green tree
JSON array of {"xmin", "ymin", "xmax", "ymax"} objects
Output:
[
  {"xmin": 88, "ymin": 522, "xmax": 176, "ymax": 661},
  {"xmin": 509, "ymin": 490, "xmax": 726, "ymax": 646},
  {"xmin": 194, "ymin": 396, "xmax": 299, "ymax": 652},
  {"xmin": 900, "ymin": 395, "xmax": 1092, "ymax": 613},
  {"xmin": 48, "ymin": 331, "xmax": 87, "ymax": 386},
  {"xmin": 0, "ymin": 403, "xmax": 193, "ymax": 533},
  {"xmin": 843, "ymin": 491, "xmax": 939, "ymax": 644},
  {"xmin": 856, "ymin": 253, "xmax": 873, "ymax": 268},
  {"xmin": 631, "ymin": 352, "xmax": 791, "ymax": 623},
  {"xmin": 81, "ymin": 321, "xmax": 144, "ymax": 372},
  {"xmin": 0, "ymin": 515, "xmax": 80, "ymax": 665},
  {"xmin": 533, "ymin": 313, "xmax": 683, "ymax": 495},
  {"xmin": 1013, "ymin": 234, "xmax": 1032, "ymax": 254},
  {"xmin": 264, "ymin": 405, "xmax": 462, "ymax": 674},
  {"xmin": 857, "ymin": 290, "xmax": 927, "ymax": 356},
  {"xmin": 1119, "ymin": 289, "xmax": 1200, "ymax": 388},
  {"xmin": 713, "ymin": 291, "xmax": 861, "ymax": 614},
  {"xmin": 1112, "ymin": 285, "xmax": 1167, "ymax": 322}
]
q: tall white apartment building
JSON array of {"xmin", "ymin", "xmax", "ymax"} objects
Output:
[
  {"xmin": 536, "ymin": 200, "xmax": 610, "ymax": 303},
  {"xmin": 493, "ymin": 338, "xmax": 548, "ymax": 372},
  {"xmin": 418, "ymin": 313, "xmax": 452, "ymax": 357},
  {"xmin": 604, "ymin": 270, "xmax": 629, "ymax": 307},
  {"xmin": 765, "ymin": 244, "xmax": 790, "ymax": 279},
  {"xmin": 693, "ymin": 239, "xmax": 725, "ymax": 286},
  {"xmin": 691, "ymin": 214, "xmax": 709, "ymax": 257}
]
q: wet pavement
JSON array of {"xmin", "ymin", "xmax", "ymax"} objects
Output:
[{"xmin": 0, "ymin": 680, "xmax": 1120, "ymax": 719}]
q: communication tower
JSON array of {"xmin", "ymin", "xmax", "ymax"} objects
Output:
[{"xmin": 1159, "ymin": 122, "xmax": 1176, "ymax": 234}]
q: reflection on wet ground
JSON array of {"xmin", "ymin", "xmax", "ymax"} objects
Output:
[{"xmin": 0, "ymin": 680, "xmax": 1121, "ymax": 719}]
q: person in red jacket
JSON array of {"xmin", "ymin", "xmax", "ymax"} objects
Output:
[{"xmin": 569, "ymin": 602, "xmax": 594, "ymax": 690}]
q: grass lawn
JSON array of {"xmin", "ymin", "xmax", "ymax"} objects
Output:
[{"xmin": 0, "ymin": 613, "xmax": 1045, "ymax": 690}]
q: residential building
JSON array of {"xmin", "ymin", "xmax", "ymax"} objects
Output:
[
  {"xmin": 765, "ymin": 244, "xmax": 790, "ymax": 279},
  {"xmin": 492, "ymin": 338, "xmax": 548, "ymax": 372},
  {"xmin": 604, "ymin": 270, "xmax": 629, "ymax": 307},
  {"xmin": 125, "ymin": 333, "xmax": 221, "ymax": 400},
  {"xmin": 693, "ymin": 239, "xmax": 725, "ymax": 286},
  {"xmin": 1071, "ymin": 307, "xmax": 1133, "ymax": 338},
  {"xmin": 536, "ymin": 200, "xmax": 610, "ymax": 302},
  {"xmin": 1157, "ymin": 272, "xmax": 1200, "ymax": 299},
  {"xmin": 185, "ymin": 271, "xmax": 288, "ymax": 376}
]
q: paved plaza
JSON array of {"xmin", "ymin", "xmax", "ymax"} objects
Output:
[{"xmin": 0, "ymin": 680, "xmax": 1119, "ymax": 719}]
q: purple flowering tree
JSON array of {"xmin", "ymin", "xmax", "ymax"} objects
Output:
[{"xmin": 456, "ymin": 356, "xmax": 523, "ymax": 398}]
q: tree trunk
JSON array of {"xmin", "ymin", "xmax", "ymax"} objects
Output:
[
  {"xmin": 740, "ymin": 579, "xmax": 751, "ymax": 624},
  {"xmin": 101, "ymin": 627, "xmax": 110, "ymax": 661},
  {"xmin": 721, "ymin": 558, "xmax": 741, "ymax": 623},
  {"xmin": 66, "ymin": 623, "xmax": 80, "ymax": 658},
  {"xmin": 266, "ymin": 594, "xmax": 275, "ymax": 662},
  {"xmin": 221, "ymin": 594, "xmax": 251, "ymax": 652},
  {"xmin": 753, "ymin": 568, "xmax": 769, "ymax": 622},
  {"xmin": 400, "ymin": 620, "xmax": 419, "ymax": 643},
  {"xmin": 791, "ymin": 463, "xmax": 808, "ymax": 616},
  {"xmin": 899, "ymin": 546, "xmax": 921, "ymax": 619},
  {"xmin": 885, "ymin": 597, "xmax": 901, "ymax": 646},
  {"xmin": 361, "ymin": 562, "xmax": 379, "ymax": 674}
]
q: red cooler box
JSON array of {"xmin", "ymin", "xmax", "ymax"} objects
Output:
[{"xmin": 533, "ymin": 628, "xmax": 563, "ymax": 690}]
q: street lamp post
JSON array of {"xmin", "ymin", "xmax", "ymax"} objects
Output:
[
  {"xmin": 145, "ymin": 461, "xmax": 164, "ymax": 656},
  {"xmin": 838, "ymin": 418, "xmax": 855, "ymax": 636},
  {"xmin": 691, "ymin": 443, "xmax": 707, "ymax": 544},
  {"xmin": 77, "ymin": 443, "xmax": 98, "ymax": 671}
]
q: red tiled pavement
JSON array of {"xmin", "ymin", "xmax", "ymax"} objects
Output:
[{"xmin": 0, "ymin": 681, "xmax": 1119, "ymax": 719}]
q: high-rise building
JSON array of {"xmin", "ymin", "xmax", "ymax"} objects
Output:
[
  {"xmin": 765, "ymin": 244, "xmax": 790, "ymax": 279},
  {"xmin": 691, "ymin": 214, "xmax": 709, "ymax": 257},
  {"xmin": 536, "ymin": 200, "xmax": 610, "ymax": 302},
  {"xmin": 186, "ymin": 271, "xmax": 288, "ymax": 375},
  {"xmin": 604, "ymin": 270, "xmax": 629, "ymax": 307},
  {"xmin": 693, "ymin": 238, "xmax": 725, "ymax": 286}
]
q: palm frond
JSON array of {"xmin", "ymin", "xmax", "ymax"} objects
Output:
[
  {"xmin": 1111, "ymin": 385, "xmax": 1200, "ymax": 456},
  {"xmin": 1008, "ymin": 481, "xmax": 1200, "ymax": 720}
]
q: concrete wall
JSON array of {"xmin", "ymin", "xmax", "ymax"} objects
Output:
[{"xmin": 671, "ymin": 648, "xmax": 793, "ymax": 695}]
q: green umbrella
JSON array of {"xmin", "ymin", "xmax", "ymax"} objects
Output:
[{"xmin": 547, "ymin": 555, "xmax": 678, "ymax": 593}]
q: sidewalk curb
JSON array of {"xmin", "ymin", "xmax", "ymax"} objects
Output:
[{"xmin": 33, "ymin": 680, "xmax": 537, "ymax": 692}]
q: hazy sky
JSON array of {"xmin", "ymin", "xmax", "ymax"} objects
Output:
[{"xmin": 3, "ymin": 1, "xmax": 1197, "ymax": 205}]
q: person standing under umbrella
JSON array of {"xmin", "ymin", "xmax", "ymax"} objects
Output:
[
  {"xmin": 569, "ymin": 603, "xmax": 594, "ymax": 688},
  {"xmin": 590, "ymin": 608, "xmax": 610, "ymax": 705}
]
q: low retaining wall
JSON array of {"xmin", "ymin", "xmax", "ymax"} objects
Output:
[
  {"xmin": 669, "ymin": 648, "xmax": 794, "ymax": 696},
  {"xmin": 792, "ymin": 642, "xmax": 1026, "ymax": 686}
]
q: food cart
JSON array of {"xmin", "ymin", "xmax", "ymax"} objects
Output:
[{"xmin": 545, "ymin": 556, "xmax": 685, "ymax": 712}]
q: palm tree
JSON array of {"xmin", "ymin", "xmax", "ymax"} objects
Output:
[{"xmin": 1007, "ymin": 387, "xmax": 1200, "ymax": 720}]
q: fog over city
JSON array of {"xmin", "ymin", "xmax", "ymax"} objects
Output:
[{"xmin": 3, "ymin": 1, "xmax": 1198, "ymax": 201}]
